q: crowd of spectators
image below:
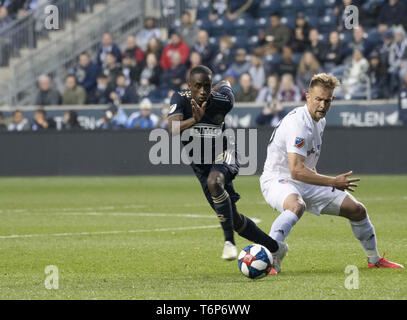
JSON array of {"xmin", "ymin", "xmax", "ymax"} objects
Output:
[
  {"xmin": 4, "ymin": 0, "xmax": 407, "ymax": 129},
  {"xmin": 0, "ymin": 98, "xmax": 170, "ymax": 131}
]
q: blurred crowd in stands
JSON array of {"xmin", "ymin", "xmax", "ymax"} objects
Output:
[{"xmin": 2, "ymin": 0, "xmax": 407, "ymax": 128}]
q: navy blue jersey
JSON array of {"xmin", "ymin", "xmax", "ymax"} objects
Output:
[{"xmin": 168, "ymin": 85, "xmax": 236, "ymax": 166}]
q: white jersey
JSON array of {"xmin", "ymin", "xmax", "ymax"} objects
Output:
[{"xmin": 260, "ymin": 105, "xmax": 326, "ymax": 184}]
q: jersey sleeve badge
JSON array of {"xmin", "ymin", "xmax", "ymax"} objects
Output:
[{"xmin": 295, "ymin": 137, "xmax": 305, "ymax": 148}]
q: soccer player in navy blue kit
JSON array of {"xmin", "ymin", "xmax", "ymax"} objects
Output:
[{"xmin": 167, "ymin": 65, "xmax": 286, "ymax": 262}]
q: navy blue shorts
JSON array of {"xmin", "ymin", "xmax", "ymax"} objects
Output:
[{"xmin": 191, "ymin": 155, "xmax": 241, "ymax": 208}]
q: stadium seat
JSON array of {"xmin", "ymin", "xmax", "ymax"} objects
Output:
[
  {"xmin": 197, "ymin": 0, "xmax": 211, "ymax": 19},
  {"xmin": 170, "ymin": 19, "xmax": 181, "ymax": 34},
  {"xmin": 195, "ymin": 18, "xmax": 211, "ymax": 33},
  {"xmin": 367, "ymin": 28, "xmax": 382, "ymax": 47},
  {"xmin": 293, "ymin": 52, "xmax": 303, "ymax": 64},
  {"xmin": 232, "ymin": 17, "xmax": 255, "ymax": 37},
  {"xmin": 209, "ymin": 36, "xmax": 219, "ymax": 46},
  {"xmin": 247, "ymin": 35, "xmax": 260, "ymax": 51},
  {"xmin": 264, "ymin": 53, "xmax": 282, "ymax": 65},
  {"xmin": 305, "ymin": 14, "xmax": 319, "ymax": 28},
  {"xmin": 302, "ymin": 0, "xmax": 323, "ymax": 17},
  {"xmin": 209, "ymin": 17, "xmax": 234, "ymax": 37},
  {"xmin": 318, "ymin": 14, "xmax": 336, "ymax": 34},
  {"xmin": 323, "ymin": 0, "xmax": 337, "ymax": 8},
  {"xmin": 231, "ymin": 36, "xmax": 250, "ymax": 51},
  {"xmin": 319, "ymin": 33, "xmax": 329, "ymax": 42},
  {"xmin": 281, "ymin": 0, "xmax": 304, "ymax": 17},
  {"xmin": 256, "ymin": 0, "xmax": 281, "ymax": 18},
  {"xmin": 254, "ymin": 17, "xmax": 269, "ymax": 34},
  {"xmin": 281, "ymin": 15, "xmax": 296, "ymax": 29},
  {"xmin": 339, "ymin": 31, "xmax": 353, "ymax": 43},
  {"xmin": 322, "ymin": 0, "xmax": 337, "ymax": 15}
]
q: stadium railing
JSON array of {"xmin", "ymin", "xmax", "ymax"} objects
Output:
[
  {"xmin": 0, "ymin": 0, "xmax": 107, "ymax": 68},
  {"xmin": 0, "ymin": 98, "xmax": 401, "ymax": 130},
  {"xmin": 0, "ymin": 0, "xmax": 145, "ymax": 107}
]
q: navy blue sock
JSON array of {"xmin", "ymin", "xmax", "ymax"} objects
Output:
[
  {"xmin": 236, "ymin": 215, "xmax": 279, "ymax": 253},
  {"xmin": 212, "ymin": 190, "xmax": 235, "ymax": 244}
]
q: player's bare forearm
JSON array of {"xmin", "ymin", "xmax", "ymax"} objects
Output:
[
  {"xmin": 291, "ymin": 164, "xmax": 336, "ymax": 187},
  {"xmin": 167, "ymin": 115, "xmax": 196, "ymax": 136},
  {"xmin": 212, "ymin": 80, "xmax": 231, "ymax": 92},
  {"xmin": 288, "ymin": 153, "xmax": 360, "ymax": 191}
]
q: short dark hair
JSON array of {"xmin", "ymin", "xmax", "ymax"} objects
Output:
[
  {"xmin": 189, "ymin": 65, "xmax": 213, "ymax": 80},
  {"xmin": 35, "ymin": 108, "xmax": 46, "ymax": 117},
  {"xmin": 13, "ymin": 109, "xmax": 23, "ymax": 116},
  {"xmin": 65, "ymin": 74, "xmax": 76, "ymax": 81}
]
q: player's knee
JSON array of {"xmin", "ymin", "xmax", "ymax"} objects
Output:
[
  {"xmin": 207, "ymin": 172, "xmax": 224, "ymax": 195},
  {"xmin": 287, "ymin": 200, "xmax": 306, "ymax": 218},
  {"xmin": 351, "ymin": 202, "xmax": 367, "ymax": 221}
]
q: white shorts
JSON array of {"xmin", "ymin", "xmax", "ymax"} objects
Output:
[{"xmin": 260, "ymin": 177, "xmax": 349, "ymax": 216}]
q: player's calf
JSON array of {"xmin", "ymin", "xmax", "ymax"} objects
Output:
[
  {"xmin": 339, "ymin": 195, "xmax": 380, "ymax": 263},
  {"xmin": 208, "ymin": 171, "xmax": 235, "ymax": 246}
]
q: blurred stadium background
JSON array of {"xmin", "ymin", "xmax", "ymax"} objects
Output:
[
  {"xmin": 0, "ymin": 0, "xmax": 406, "ymax": 301},
  {"xmin": 0, "ymin": 0, "xmax": 406, "ymax": 175}
]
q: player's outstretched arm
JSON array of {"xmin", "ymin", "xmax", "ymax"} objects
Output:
[{"xmin": 288, "ymin": 153, "xmax": 360, "ymax": 192}]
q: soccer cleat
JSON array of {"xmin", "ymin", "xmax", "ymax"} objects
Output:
[
  {"xmin": 221, "ymin": 241, "xmax": 238, "ymax": 260},
  {"xmin": 368, "ymin": 253, "xmax": 404, "ymax": 268},
  {"xmin": 269, "ymin": 242, "xmax": 289, "ymax": 274}
]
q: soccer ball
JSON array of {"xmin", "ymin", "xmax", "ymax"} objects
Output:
[{"xmin": 238, "ymin": 244, "xmax": 273, "ymax": 279}]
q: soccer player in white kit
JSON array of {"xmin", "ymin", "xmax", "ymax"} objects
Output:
[{"xmin": 260, "ymin": 73, "xmax": 404, "ymax": 273}]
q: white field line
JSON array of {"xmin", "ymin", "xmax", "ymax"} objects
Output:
[
  {"xmin": 0, "ymin": 203, "xmax": 214, "ymax": 214},
  {"xmin": 0, "ymin": 224, "xmax": 221, "ymax": 239},
  {"xmin": 0, "ymin": 212, "xmax": 261, "ymax": 240},
  {"xmin": 64, "ymin": 212, "xmax": 223, "ymax": 218}
]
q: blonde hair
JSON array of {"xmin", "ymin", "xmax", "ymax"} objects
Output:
[
  {"xmin": 309, "ymin": 73, "xmax": 340, "ymax": 90},
  {"xmin": 298, "ymin": 51, "xmax": 320, "ymax": 74}
]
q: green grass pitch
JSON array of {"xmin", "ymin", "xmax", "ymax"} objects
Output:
[{"xmin": 0, "ymin": 175, "xmax": 406, "ymax": 300}]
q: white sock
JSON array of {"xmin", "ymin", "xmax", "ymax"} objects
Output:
[
  {"xmin": 269, "ymin": 210, "xmax": 299, "ymax": 242},
  {"xmin": 350, "ymin": 216, "xmax": 381, "ymax": 264}
]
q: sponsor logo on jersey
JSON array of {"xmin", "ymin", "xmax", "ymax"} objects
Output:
[
  {"xmin": 169, "ymin": 104, "xmax": 177, "ymax": 114},
  {"xmin": 278, "ymin": 178, "xmax": 289, "ymax": 184},
  {"xmin": 295, "ymin": 137, "xmax": 305, "ymax": 148},
  {"xmin": 190, "ymin": 123, "xmax": 223, "ymax": 137}
]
